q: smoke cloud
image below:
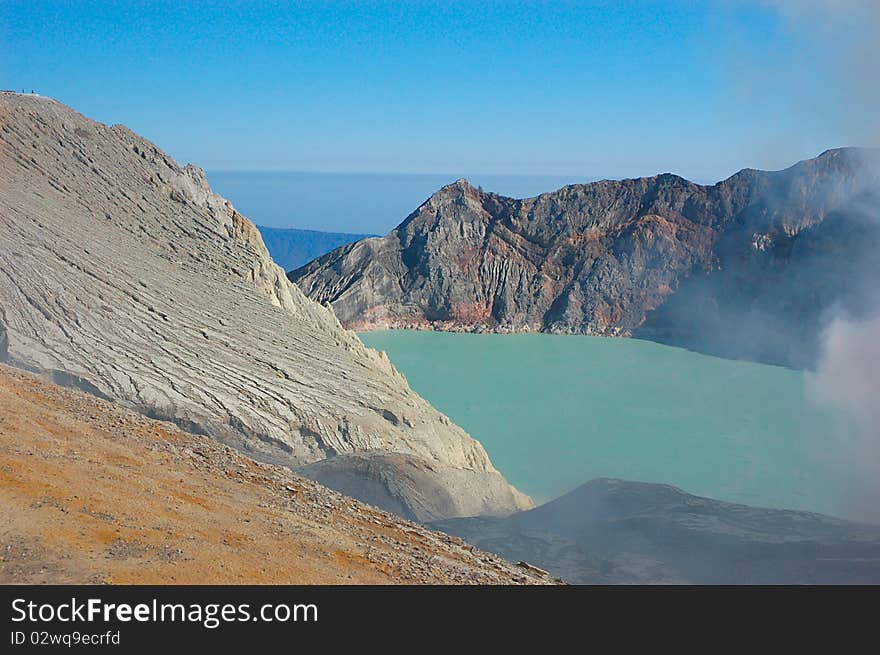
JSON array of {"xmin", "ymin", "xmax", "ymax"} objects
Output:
[
  {"xmin": 809, "ymin": 315, "xmax": 880, "ymax": 432},
  {"xmin": 721, "ymin": 2, "xmax": 880, "ymax": 519},
  {"xmin": 764, "ymin": 1, "xmax": 880, "ymax": 133},
  {"xmin": 807, "ymin": 314, "xmax": 880, "ymax": 521},
  {"xmin": 768, "ymin": 0, "xmax": 880, "ymax": 519},
  {"xmin": 722, "ymin": 1, "xmax": 880, "ymax": 169}
]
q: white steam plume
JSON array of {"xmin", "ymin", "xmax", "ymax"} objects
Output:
[
  {"xmin": 808, "ymin": 315, "xmax": 880, "ymax": 433},
  {"xmin": 807, "ymin": 315, "xmax": 880, "ymax": 521}
]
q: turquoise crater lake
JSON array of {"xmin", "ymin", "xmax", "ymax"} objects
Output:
[{"xmin": 359, "ymin": 331, "xmax": 864, "ymax": 520}]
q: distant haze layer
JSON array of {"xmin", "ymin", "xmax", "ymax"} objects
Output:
[
  {"xmin": 207, "ymin": 171, "xmax": 594, "ymax": 234},
  {"xmin": 256, "ymin": 226, "xmax": 372, "ymax": 272}
]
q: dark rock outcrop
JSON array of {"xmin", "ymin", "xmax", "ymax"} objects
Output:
[
  {"xmin": 292, "ymin": 148, "xmax": 880, "ymax": 367},
  {"xmin": 0, "ymin": 318, "xmax": 8, "ymax": 362},
  {"xmin": 433, "ymin": 478, "xmax": 880, "ymax": 584}
]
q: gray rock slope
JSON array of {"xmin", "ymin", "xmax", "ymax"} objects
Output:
[
  {"xmin": 0, "ymin": 92, "xmax": 531, "ymax": 521},
  {"xmin": 292, "ymin": 149, "xmax": 880, "ymax": 367},
  {"xmin": 434, "ymin": 478, "xmax": 880, "ymax": 584}
]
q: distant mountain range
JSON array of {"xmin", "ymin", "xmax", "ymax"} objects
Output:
[
  {"xmin": 256, "ymin": 226, "xmax": 373, "ymax": 271},
  {"xmin": 291, "ymin": 148, "xmax": 880, "ymax": 368}
]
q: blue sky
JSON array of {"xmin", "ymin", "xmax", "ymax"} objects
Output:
[{"xmin": 1, "ymin": 1, "xmax": 875, "ymax": 182}]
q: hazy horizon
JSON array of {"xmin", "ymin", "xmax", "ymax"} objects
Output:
[
  {"xmin": 4, "ymin": 1, "xmax": 878, "ymax": 183},
  {"xmin": 208, "ymin": 170, "xmax": 604, "ymax": 233},
  {"xmin": 207, "ymin": 144, "xmax": 853, "ymax": 233},
  {"xmin": 206, "ymin": 145, "xmax": 851, "ymax": 233}
]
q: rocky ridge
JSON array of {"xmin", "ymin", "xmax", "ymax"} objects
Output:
[
  {"xmin": 292, "ymin": 148, "xmax": 880, "ymax": 367},
  {"xmin": 0, "ymin": 92, "xmax": 531, "ymax": 521}
]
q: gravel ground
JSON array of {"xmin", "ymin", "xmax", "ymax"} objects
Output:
[{"xmin": 0, "ymin": 364, "xmax": 554, "ymax": 585}]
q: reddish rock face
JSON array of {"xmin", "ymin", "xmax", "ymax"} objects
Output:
[{"xmin": 291, "ymin": 149, "xmax": 880, "ymax": 367}]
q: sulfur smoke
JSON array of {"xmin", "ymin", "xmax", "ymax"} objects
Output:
[
  {"xmin": 759, "ymin": 0, "xmax": 880, "ymax": 520},
  {"xmin": 809, "ymin": 316, "xmax": 880, "ymax": 434},
  {"xmin": 807, "ymin": 315, "xmax": 880, "ymax": 521},
  {"xmin": 762, "ymin": 0, "xmax": 880, "ymax": 145}
]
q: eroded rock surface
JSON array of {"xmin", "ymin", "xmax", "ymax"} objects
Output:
[
  {"xmin": 292, "ymin": 149, "xmax": 880, "ymax": 367},
  {"xmin": 300, "ymin": 452, "xmax": 535, "ymax": 523},
  {"xmin": 0, "ymin": 93, "xmax": 531, "ymax": 520}
]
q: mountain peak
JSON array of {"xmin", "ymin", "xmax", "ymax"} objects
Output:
[
  {"xmin": 434, "ymin": 177, "xmax": 477, "ymax": 196},
  {"xmin": 816, "ymin": 145, "xmax": 877, "ymax": 158},
  {"xmin": 292, "ymin": 148, "xmax": 880, "ymax": 369}
]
